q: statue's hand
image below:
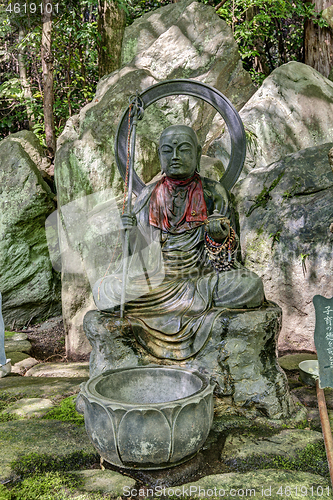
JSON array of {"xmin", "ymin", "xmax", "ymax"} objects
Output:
[
  {"xmin": 205, "ymin": 219, "xmax": 229, "ymax": 242},
  {"xmin": 121, "ymin": 212, "xmax": 137, "ymax": 230}
]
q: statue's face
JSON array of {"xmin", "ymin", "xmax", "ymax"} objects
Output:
[{"xmin": 158, "ymin": 128, "xmax": 201, "ymax": 179}]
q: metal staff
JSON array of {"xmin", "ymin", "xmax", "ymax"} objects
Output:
[{"xmin": 120, "ymin": 93, "xmax": 142, "ymax": 318}]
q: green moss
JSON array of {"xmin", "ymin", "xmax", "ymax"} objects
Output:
[
  {"xmin": 0, "ymin": 472, "xmax": 80, "ymax": 500},
  {"xmin": 247, "ymin": 171, "xmax": 285, "ymax": 216},
  {"xmin": 256, "ymin": 224, "xmax": 264, "ymax": 236},
  {"xmin": 42, "ymin": 396, "xmax": 84, "ymax": 426},
  {"xmin": 0, "ymin": 412, "xmax": 18, "ymax": 423},
  {"xmin": 0, "ymin": 392, "xmax": 21, "ymax": 421},
  {"xmin": 11, "ymin": 450, "xmax": 99, "ymax": 478},
  {"xmin": 122, "ymin": 38, "xmax": 138, "ymax": 65},
  {"xmin": 226, "ymin": 442, "xmax": 328, "ymax": 478},
  {"xmin": 0, "ymin": 472, "xmax": 110, "ymax": 500},
  {"xmin": 213, "ymin": 415, "xmax": 279, "ymax": 436},
  {"xmin": 244, "ymin": 230, "xmax": 269, "ymax": 267},
  {"xmin": 0, "ymin": 471, "xmax": 108, "ymax": 499},
  {"xmin": 282, "ymin": 176, "xmax": 301, "ymax": 200},
  {"xmin": 4, "ymin": 331, "xmax": 17, "ymax": 338},
  {"xmin": 295, "ymin": 419, "xmax": 309, "ymax": 430}
]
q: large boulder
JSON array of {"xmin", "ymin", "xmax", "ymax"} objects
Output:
[
  {"xmin": 233, "ymin": 142, "xmax": 333, "ymax": 353},
  {"xmin": 209, "ymin": 62, "xmax": 333, "ymax": 173},
  {"xmin": 54, "ymin": 0, "xmax": 255, "ymax": 357},
  {"xmin": 0, "ymin": 131, "xmax": 61, "ymax": 328}
]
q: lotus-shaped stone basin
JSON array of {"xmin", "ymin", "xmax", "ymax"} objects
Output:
[{"xmin": 80, "ymin": 365, "xmax": 215, "ymax": 469}]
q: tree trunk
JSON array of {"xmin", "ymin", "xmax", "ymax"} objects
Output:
[
  {"xmin": 304, "ymin": 0, "xmax": 333, "ymax": 78},
  {"xmin": 41, "ymin": 0, "xmax": 56, "ymax": 159},
  {"xmin": 18, "ymin": 27, "xmax": 36, "ymax": 129},
  {"xmin": 97, "ymin": 0, "xmax": 126, "ymax": 78},
  {"xmin": 78, "ymin": 6, "xmax": 87, "ymax": 88}
]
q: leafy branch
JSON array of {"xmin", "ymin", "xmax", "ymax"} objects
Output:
[
  {"xmin": 269, "ymin": 230, "xmax": 281, "ymax": 249},
  {"xmin": 300, "ymin": 253, "xmax": 309, "ymax": 276}
]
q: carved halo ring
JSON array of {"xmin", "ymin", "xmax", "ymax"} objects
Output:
[{"xmin": 114, "ymin": 79, "xmax": 246, "ymax": 195}]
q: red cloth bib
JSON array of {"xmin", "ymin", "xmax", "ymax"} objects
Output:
[{"xmin": 149, "ymin": 173, "xmax": 207, "ymax": 233}]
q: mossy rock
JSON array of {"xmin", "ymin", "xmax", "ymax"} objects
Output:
[
  {"xmin": 0, "ymin": 472, "xmax": 87, "ymax": 500},
  {"xmin": 0, "ymin": 376, "xmax": 88, "ymax": 399},
  {"xmin": 183, "ymin": 469, "xmax": 330, "ymax": 499},
  {"xmin": 7, "ymin": 351, "xmax": 31, "ymax": 364},
  {"xmin": 3, "ymin": 398, "xmax": 55, "ymax": 419},
  {"xmin": 4, "ymin": 339, "xmax": 31, "ymax": 354},
  {"xmin": 221, "ymin": 429, "xmax": 323, "ymax": 462},
  {"xmin": 279, "ymin": 353, "xmax": 317, "ymax": 371},
  {"xmin": 73, "ymin": 469, "xmax": 135, "ymax": 495},
  {"xmin": 0, "ymin": 132, "xmax": 61, "ymax": 328}
]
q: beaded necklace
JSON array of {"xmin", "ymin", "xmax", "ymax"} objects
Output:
[{"xmin": 204, "ymin": 217, "xmax": 237, "ymax": 272}]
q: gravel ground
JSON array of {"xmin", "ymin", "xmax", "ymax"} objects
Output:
[{"xmin": 16, "ymin": 317, "xmax": 66, "ymax": 362}]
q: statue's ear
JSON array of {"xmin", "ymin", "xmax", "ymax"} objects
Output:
[
  {"xmin": 196, "ymin": 145, "xmax": 202, "ymax": 173},
  {"xmin": 158, "ymin": 147, "xmax": 164, "ymax": 173}
]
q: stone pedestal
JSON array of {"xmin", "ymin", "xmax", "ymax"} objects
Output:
[{"xmin": 83, "ymin": 302, "xmax": 295, "ymax": 419}]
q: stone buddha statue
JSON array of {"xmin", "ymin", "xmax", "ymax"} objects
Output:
[{"xmin": 92, "ymin": 125, "xmax": 265, "ymax": 361}]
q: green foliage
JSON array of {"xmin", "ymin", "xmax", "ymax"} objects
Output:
[
  {"xmin": 11, "ymin": 450, "xmax": 99, "ymax": 477},
  {"xmin": 127, "ymin": 0, "xmax": 171, "ymax": 22},
  {"xmin": 0, "ymin": 0, "xmax": 330, "ymax": 143},
  {"xmin": 299, "ymin": 252, "xmax": 310, "ymax": 276},
  {"xmin": 0, "ymin": 0, "xmax": 99, "ymax": 143},
  {"xmin": 295, "ymin": 419, "xmax": 309, "ymax": 430},
  {"xmin": 42, "ymin": 396, "xmax": 84, "ymax": 426},
  {"xmin": 269, "ymin": 229, "xmax": 281, "ymax": 249},
  {"xmin": 216, "ymin": 0, "xmax": 328, "ymax": 86}
]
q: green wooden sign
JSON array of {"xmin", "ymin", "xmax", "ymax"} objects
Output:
[{"xmin": 313, "ymin": 295, "xmax": 333, "ymax": 389}]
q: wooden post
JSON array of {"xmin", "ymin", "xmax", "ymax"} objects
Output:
[{"xmin": 316, "ymin": 379, "xmax": 333, "ymax": 488}]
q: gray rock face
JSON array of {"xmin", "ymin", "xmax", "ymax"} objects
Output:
[
  {"xmin": 209, "ymin": 62, "xmax": 333, "ymax": 174},
  {"xmin": 0, "ymin": 132, "xmax": 61, "ymax": 328},
  {"xmin": 233, "ymin": 142, "xmax": 333, "ymax": 353},
  {"xmin": 55, "ymin": 0, "xmax": 255, "ymax": 357},
  {"xmin": 72, "ymin": 470, "xmax": 135, "ymax": 495},
  {"xmin": 322, "ymin": 5, "xmax": 333, "ymax": 30},
  {"xmin": 84, "ymin": 303, "xmax": 295, "ymax": 419}
]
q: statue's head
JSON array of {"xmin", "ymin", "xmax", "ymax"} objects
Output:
[{"xmin": 158, "ymin": 125, "xmax": 202, "ymax": 180}]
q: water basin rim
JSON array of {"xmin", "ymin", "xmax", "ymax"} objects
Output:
[
  {"xmin": 83, "ymin": 366, "xmax": 215, "ymax": 408},
  {"xmin": 81, "ymin": 387, "xmax": 214, "ymax": 410},
  {"xmin": 100, "ymin": 364, "xmax": 209, "ymax": 378}
]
